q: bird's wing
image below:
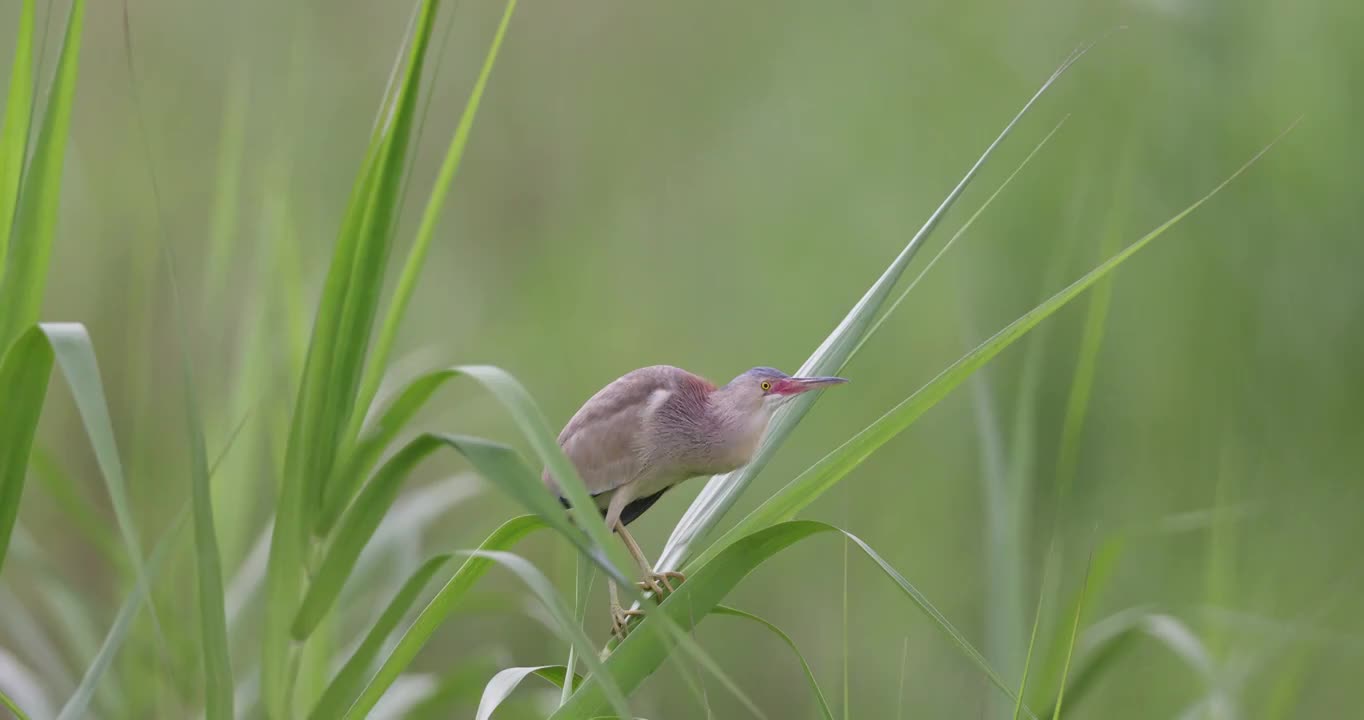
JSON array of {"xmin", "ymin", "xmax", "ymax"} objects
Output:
[{"xmin": 549, "ymin": 366, "xmax": 711, "ymax": 499}]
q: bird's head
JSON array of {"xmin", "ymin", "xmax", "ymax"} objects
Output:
[{"xmin": 721, "ymin": 366, "xmax": 849, "ymax": 416}]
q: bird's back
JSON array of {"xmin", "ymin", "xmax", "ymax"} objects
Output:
[{"xmin": 543, "ymin": 365, "xmax": 715, "ymax": 502}]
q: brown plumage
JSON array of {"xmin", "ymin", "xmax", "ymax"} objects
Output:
[{"xmin": 542, "ymin": 364, "xmax": 848, "ymax": 636}]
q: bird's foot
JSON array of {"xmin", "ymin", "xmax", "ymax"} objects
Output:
[
  {"xmin": 635, "ymin": 570, "xmax": 687, "ymax": 598},
  {"xmin": 610, "ymin": 604, "xmax": 645, "ymax": 640}
]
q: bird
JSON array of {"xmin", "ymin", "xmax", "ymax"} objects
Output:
[{"xmin": 542, "ymin": 365, "xmax": 848, "ymax": 636}]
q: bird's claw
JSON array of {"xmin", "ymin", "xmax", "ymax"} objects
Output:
[
  {"xmin": 610, "ymin": 605, "xmax": 645, "ymax": 640},
  {"xmin": 635, "ymin": 570, "xmax": 686, "ymax": 598}
]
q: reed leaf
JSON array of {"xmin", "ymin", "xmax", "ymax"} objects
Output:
[
  {"xmin": 655, "ymin": 45, "xmax": 1094, "ymax": 574},
  {"xmin": 0, "ymin": 0, "xmax": 35, "ymax": 270},
  {"xmin": 0, "ymin": 0, "xmax": 84, "ymax": 351},
  {"xmin": 682, "ymin": 123, "xmax": 1296, "ymax": 577}
]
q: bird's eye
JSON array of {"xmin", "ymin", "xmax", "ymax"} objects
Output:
[{"xmin": 760, "ymin": 381, "xmax": 772, "ymax": 392}]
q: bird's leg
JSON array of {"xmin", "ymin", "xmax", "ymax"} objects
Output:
[
  {"xmin": 607, "ymin": 578, "xmax": 643, "ymax": 640},
  {"xmin": 616, "ymin": 521, "xmax": 686, "ymax": 596}
]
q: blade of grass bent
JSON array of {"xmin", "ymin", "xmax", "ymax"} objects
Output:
[
  {"xmin": 293, "ymin": 432, "xmax": 604, "ymax": 639},
  {"xmin": 0, "ymin": 0, "xmax": 84, "ymax": 352},
  {"xmin": 40, "ymin": 323, "xmax": 151, "ymax": 603},
  {"xmin": 465, "ymin": 550, "xmax": 632, "ymax": 720},
  {"xmin": 655, "ymin": 46, "xmax": 1094, "ymax": 574},
  {"xmin": 323, "ymin": 365, "xmax": 635, "ymax": 582},
  {"xmin": 683, "ymin": 122, "xmax": 1298, "ymax": 575},
  {"xmin": 0, "ymin": 0, "xmax": 36, "ymax": 269},
  {"xmin": 477, "ymin": 665, "xmax": 583, "ymax": 720},
  {"xmin": 308, "ymin": 553, "xmax": 453, "ymax": 720},
  {"xmin": 341, "ymin": 516, "xmax": 547, "ymax": 718},
  {"xmin": 556, "ymin": 521, "xmax": 1034, "ymax": 720},
  {"xmin": 712, "ymin": 606, "xmax": 835, "ymax": 720}
]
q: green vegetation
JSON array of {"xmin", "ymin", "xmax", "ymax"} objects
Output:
[{"xmin": 1, "ymin": 0, "xmax": 1359, "ymax": 718}]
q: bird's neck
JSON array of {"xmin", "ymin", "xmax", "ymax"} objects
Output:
[{"xmin": 701, "ymin": 389, "xmax": 772, "ymax": 473}]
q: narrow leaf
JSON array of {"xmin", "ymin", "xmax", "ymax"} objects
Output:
[
  {"xmin": 655, "ymin": 47, "xmax": 1095, "ymax": 574},
  {"xmin": 342, "ymin": 515, "xmax": 548, "ymax": 718},
  {"xmin": 477, "ymin": 665, "xmax": 582, "ymax": 720},
  {"xmin": 686, "ymin": 122, "xmax": 1298, "ymax": 576},
  {"xmin": 556, "ymin": 521, "xmax": 1034, "ymax": 720},
  {"xmin": 308, "ymin": 553, "xmax": 453, "ymax": 720},
  {"xmin": 0, "ymin": 687, "xmax": 31, "ymax": 720},
  {"xmin": 295, "ymin": 432, "xmax": 601, "ymax": 640},
  {"xmin": 0, "ymin": 0, "xmax": 85, "ymax": 351},
  {"xmin": 56, "ymin": 513, "xmax": 183, "ymax": 720},
  {"xmin": 177, "ymin": 301, "xmax": 233, "ymax": 718},
  {"xmin": 350, "ymin": 0, "xmax": 519, "ymax": 444},
  {"xmin": 0, "ymin": 0, "xmax": 36, "ymax": 269},
  {"xmin": 263, "ymin": 1, "xmax": 440, "ymax": 711},
  {"xmin": 712, "ymin": 606, "xmax": 835, "ymax": 720},
  {"xmin": 465, "ymin": 550, "xmax": 632, "ymax": 720}
]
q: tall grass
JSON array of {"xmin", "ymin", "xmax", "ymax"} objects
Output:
[{"xmin": 0, "ymin": 0, "xmax": 1321, "ymax": 717}]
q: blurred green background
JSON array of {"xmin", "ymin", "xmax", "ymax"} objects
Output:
[{"xmin": 3, "ymin": 0, "xmax": 1362, "ymax": 717}]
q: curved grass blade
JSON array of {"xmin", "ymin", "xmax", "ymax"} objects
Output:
[
  {"xmin": 320, "ymin": 368, "xmax": 453, "ymax": 533},
  {"xmin": 262, "ymin": 0, "xmax": 441, "ymax": 711},
  {"xmin": 712, "ymin": 606, "xmax": 834, "ymax": 720},
  {"xmin": 322, "ymin": 365, "xmax": 635, "ymax": 585},
  {"xmin": 342, "ymin": 515, "xmax": 548, "ymax": 718},
  {"xmin": 557, "ymin": 521, "xmax": 1033, "ymax": 720},
  {"xmin": 685, "ymin": 122, "xmax": 1299, "ymax": 576},
  {"xmin": 56, "ymin": 511, "xmax": 183, "ymax": 720},
  {"xmin": 655, "ymin": 46, "xmax": 1096, "ymax": 575},
  {"xmin": 466, "ymin": 550, "xmax": 631, "ymax": 720},
  {"xmin": 308, "ymin": 553, "xmax": 453, "ymax": 720},
  {"xmin": 312, "ymin": 365, "xmax": 760, "ymax": 713},
  {"xmin": 0, "ymin": 0, "xmax": 36, "ymax": 269},
  {"xmin": 349, "ymin": 0, "xmax": 519, "ymax": 446},
  {"xmin": 0, "ymin": 324, "xmax": 151, "ymax": 607},
  {"xmin": 476, "ymin": 665, "xmax": 582, "ymax": 720},
  {"xmin": 0, "ymin": 0, "xmax": 84, "ymax": 351},
  {"xmin": 294, "ymin": 433, "xmax": 602, "ymax": 640}
]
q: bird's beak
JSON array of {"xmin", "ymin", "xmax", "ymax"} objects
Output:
[{"xmin": 774, "ymin": 376, "xmax": 849, "ymax": 395}]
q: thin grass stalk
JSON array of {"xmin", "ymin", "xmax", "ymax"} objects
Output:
[{"xmin": 1049, "ymin": 555, "xmax": 1093, "ymax": 720}]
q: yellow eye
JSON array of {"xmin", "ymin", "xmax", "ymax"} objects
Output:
[{"xmin": 760, "ymin": 381, "xmax": 772, "ymax": 392}]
